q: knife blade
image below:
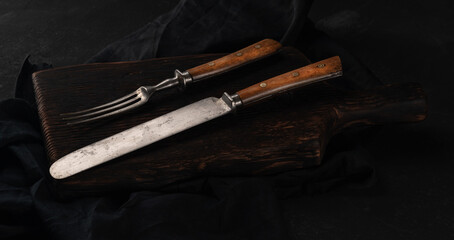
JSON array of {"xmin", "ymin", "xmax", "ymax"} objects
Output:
[{"xmin": 50, "ymin": 56, "xmax": 343, "ymax": 179}]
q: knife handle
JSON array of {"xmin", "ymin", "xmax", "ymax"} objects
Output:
[
  {"xmin": 236, "ymin": 56, "xmax": 343, "ymax": 107},
  {"xmin": 186, "ymin": 39, "xmax": 282, "ymax": 82}
]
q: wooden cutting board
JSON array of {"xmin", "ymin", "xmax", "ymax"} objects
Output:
[{"xmin": 32, "ymin": 47, "xmax": 427, "ymax": 198}]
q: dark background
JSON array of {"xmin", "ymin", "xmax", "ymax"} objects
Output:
[{"xmin": 1, "ymin": 0, "xmax": 453, "ymax": 239}]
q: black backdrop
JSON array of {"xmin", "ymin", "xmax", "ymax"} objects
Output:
[{"xmin": 1, "ymin": 0, "xmax": 453, "ymax": 239}]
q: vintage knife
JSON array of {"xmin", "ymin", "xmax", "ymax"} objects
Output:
[{"xmin": 50, "ymin": 56, "xmax": 342, "ymax": 179}]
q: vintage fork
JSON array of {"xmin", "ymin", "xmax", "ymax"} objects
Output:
[{"xmin": 61, "ymin": 39, "xmax": 282, "ymax": 125}]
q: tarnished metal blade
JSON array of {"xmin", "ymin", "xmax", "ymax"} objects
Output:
[{"xmin": 50, "ymin": 97, "xmax": 232, "ymax": 179}]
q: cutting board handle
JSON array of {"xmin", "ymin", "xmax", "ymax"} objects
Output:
[{"xmin": 333, "ymin": 82, "xmax": 427, "ymax": 131}]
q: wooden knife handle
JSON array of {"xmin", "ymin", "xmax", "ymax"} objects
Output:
[
  {"xmin": 186, "ymin": 39, "xmax": 282, "ymax": 82},
  {"xmin": 236, "ymin": 56, "xmax": 342, "ymax": 106}
]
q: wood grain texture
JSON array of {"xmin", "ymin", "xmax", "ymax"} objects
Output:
[
  {"xmin": 32, "ymin": 48, "xmax": 427, "ymax": 198},
  {"xmin": 237, "ymin": 56, "xmax": 342, "ymax": 106},
  {"xmin": 186, "ymin": 39, "xmax": 282, "ymax": 81}
]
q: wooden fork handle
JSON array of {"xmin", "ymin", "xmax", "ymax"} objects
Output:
[
  {"xmin": 236, "ymin": 56, "xmax": 342, "ymax": 107},
  {"xmin": 186, "ymin": 39, "xmax": 282, "ymax": 82}
]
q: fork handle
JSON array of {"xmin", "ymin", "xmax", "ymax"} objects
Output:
[{"xmin": 186, "ymin": 39, "xmax": 282, "ymax": 82}]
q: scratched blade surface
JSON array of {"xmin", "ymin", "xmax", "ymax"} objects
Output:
[{"xmin": 50, "ymin": 97, "xmax": 232, "ymax": 179}]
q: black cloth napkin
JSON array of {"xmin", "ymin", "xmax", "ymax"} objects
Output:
[{"xmin": 1, "ymin": 0, "xmax": 380, "ymax": 239}]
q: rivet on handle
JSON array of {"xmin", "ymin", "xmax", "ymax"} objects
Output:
[
  {"xmin": 292, "ymin": 72, "xmax": 300, "ymax": 77},
  {"xmin": 208, "ymin": 62, "xmax": 215, "ymax": 66},
  {"xmin": 317, "ymin": 64, "xmax": 326, "ymax": 68},
  {"xmin": 236, "ymin": 52, "xmax": 243, "ymax": 56},
  {"xmin": 255, "ymin": 44, "xmax": 262, "ymax": 49},
  {"xmin": 260, "ymin": 83, "xmax": 267, "ymax": 88}
]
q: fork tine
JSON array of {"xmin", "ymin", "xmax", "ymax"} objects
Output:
[
  {"xmin": 61, "ymin": 91, "xmax": 139, "ymax": 116},
  {"xmin": 62, "ymin": 96, "xmax": 142, "ymax": 121},
  {"xmin": 65, "ymin": 99, "xmax": 147, "ymax": 125}
]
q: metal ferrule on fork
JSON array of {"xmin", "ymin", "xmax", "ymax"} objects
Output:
[{"xmin": 144, "ymin": 69, "xmax": 192, "ymax": 93}]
